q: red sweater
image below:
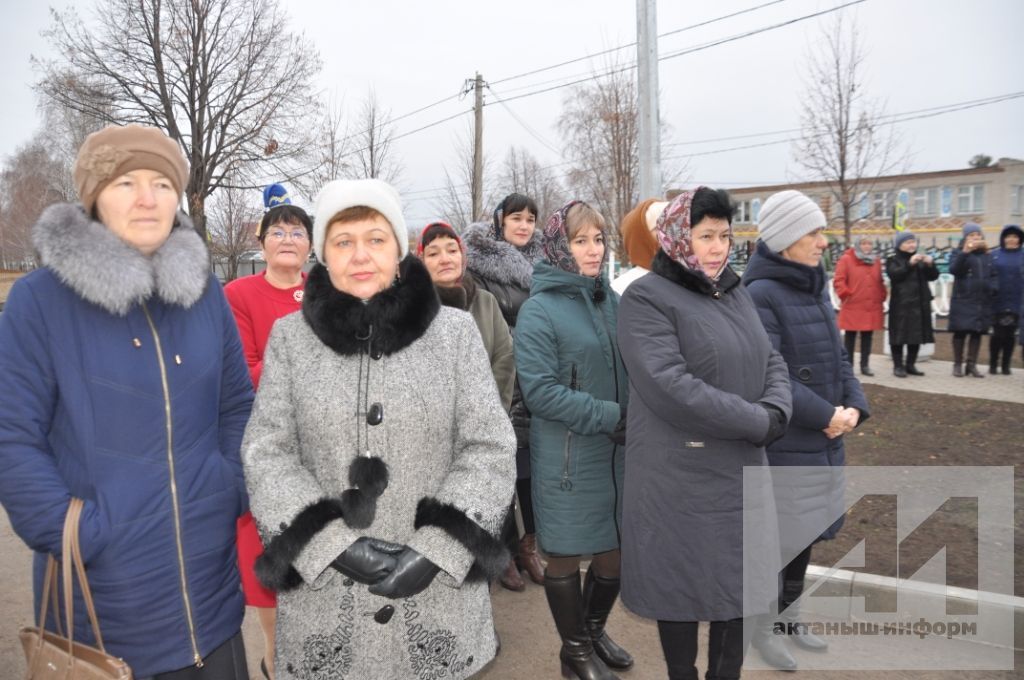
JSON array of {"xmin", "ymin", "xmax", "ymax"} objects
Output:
[{"xmin": 224, "ymin": 273, "xmax": 306, "ymax": 387}]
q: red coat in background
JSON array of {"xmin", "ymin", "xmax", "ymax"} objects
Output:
[{"xmin": 834, "ymin": 248, "xmax": 886, "ymax": 331}]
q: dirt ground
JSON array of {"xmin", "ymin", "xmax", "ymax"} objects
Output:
[{"xmin": 812, "ymin": 383, "xmax": 1024, "ymax": 598}]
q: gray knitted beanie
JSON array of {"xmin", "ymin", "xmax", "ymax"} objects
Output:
[{"xmin": 757, "ymin": 190, "xmax": 827, "ymax": 252}]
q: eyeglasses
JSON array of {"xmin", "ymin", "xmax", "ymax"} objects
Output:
[{"xmin": 266, "ymin": 229, "xmax": 309, "ymax": 242}]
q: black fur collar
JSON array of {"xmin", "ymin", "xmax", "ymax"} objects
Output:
[
  {"xmin": 651, "ymin": 250, "xmax": 741, "ymax": 297},
  {"xmin": 302, "ymin": 256, "xmax": 441, "ymax": 356}
]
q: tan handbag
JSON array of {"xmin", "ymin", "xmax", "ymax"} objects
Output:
[{"xmin": 19, "ymin": 498, "xmax": 132, "ymax": 679}]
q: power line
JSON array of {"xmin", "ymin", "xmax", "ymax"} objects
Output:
[
  {"xmin": 402, "ymin": 89, "xmax": 1024, "ymax": 205},
  {"xmin": 489, "ymin": 0, "xmax": 792, "ymax": 87},
  {"xmin": 484, "ymin": 84, "xmax": 561, "ymax": 154},
  {"xmin": 490, "ymin": 0, "xmax": 866, "ymax": 106}
]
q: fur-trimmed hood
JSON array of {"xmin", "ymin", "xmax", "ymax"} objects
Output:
[
  {"xmin": 301, "ymin": 255, "xmax": 441, "ymax": 357},
  {"xmin": 463, "ymin": 220, "xmax": 544, "ymax": 290},
  {"xmin": 32, "ymin": 203, "xmax": 210, "ymax": 316}
]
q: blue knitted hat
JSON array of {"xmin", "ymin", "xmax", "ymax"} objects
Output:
[
  {"xmin": 961, "ymin": 222, "xmax": 982, "ymax": 237},
  {"xmin": 893, "ymin": 231, "xmax": 917, "ymax": 250},
  {"xmin": 263, "ymin": 183, "xmax": 292, "ymax": 210}
]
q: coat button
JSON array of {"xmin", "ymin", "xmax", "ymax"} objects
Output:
[
  {"xmin": 797, "ymin": 367, "xmax": 813, "ymax": 381},
  {"xmin": 371, "ymin": 348, "xmax": 384, "ymax": 360},
  {"xmin": 343, "ymin": 578, "xmax": 354, "ymax": 587},
  {"xmin": 366, "ymin": 402, "xmax": 384, "ymax": 426},
  {"xmin": 374, "ymin": 605, "xmax": 395, "ymax": 624},
  {"xmin": 712, "ymin": 290, "xmax": 721, "ymax": 299}
]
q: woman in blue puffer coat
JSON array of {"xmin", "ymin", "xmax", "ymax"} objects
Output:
[
  {"xmin": 743, "ymin": 190, "xmax": 869, "ymax": 672},
  {"xmin": 948, "ymin": 223, "xmax": 998, "ymax": 377},
  {"xmin": 0, "ymin": 125, "xmax": 253, "ymax": 678},
  {"xmin": 988, "ymin": 224, "xmax": 1021, "ymax": 375}
]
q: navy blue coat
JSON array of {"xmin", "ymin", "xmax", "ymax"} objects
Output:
[
  {"xmin": 991, "ymin": 225, "xmax": 1023, "ymax": 317},
  {"xmin": 0, "ymin": 205, "xmax": 252, "ymax": 677},
  {"xmin": 948, "ymin": 246, "xmax": 997, "ymax": 333},
  {"xmin": 743, "ymin": 241, "xmax": 869, "ymax": 543}
]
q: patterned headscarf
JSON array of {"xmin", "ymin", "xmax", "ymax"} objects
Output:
[
  {"xmin": 543, "ymin": 200, "xmax": 609, "ymax": 276},
  {"xmin": 654, "ymin": 186, "xmax": 731, "ymax": 280}
]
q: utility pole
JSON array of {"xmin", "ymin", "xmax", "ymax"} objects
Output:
[
  {"xmin": 636, "ymin": 0, "xmax": 662, "ymax": 200},
  {"xmin": 472, "ymin": 73, "xmax": 484, "ymax": 221}
]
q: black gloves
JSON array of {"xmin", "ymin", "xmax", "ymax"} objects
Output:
[
  {"xmin": 756, "ymin": 403, "xmax": 788, "ymax": 448},
  {"xmin": 368, "ymin": 546, "xmax": 441, "ymax": 599},
  {"xmin": 331, "ymin": 537, "xmax": 403, "ymax": 584},
  {"xmin": 607, "ymin": 405, "xmax": 627, "ymax": 446}
]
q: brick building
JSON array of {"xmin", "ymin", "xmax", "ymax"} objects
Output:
[{"xmin": 719, "ymin": 157, "xmax": 1024, "ymax": 247}]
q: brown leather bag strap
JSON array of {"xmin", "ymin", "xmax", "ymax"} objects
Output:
[
  {"xmin": 61, "ymin": 498, "xmax": 78, "ymax": 663},
  {"xmin": 68, "ymin": 499, "xmax": 106, "ymax": 651}
]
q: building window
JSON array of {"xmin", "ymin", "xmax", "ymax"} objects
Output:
[
  {"xmin": 735, "ymin": 201, "xmax": 750, "ymax": 224},
  {"xmin": 1011, "ymin": 186, "xmax": 1023, "ymax": 216},
  {"xmin": 858, "ymin": 192, "xmax": 870, "ymax": 219},
  {"xmin": 751, "ymin": 198, "xmax": 761, "ymax": 224},
  {"xmin": 912, "ymin": 187, "xmax": 939, "ymax": 217},
  {"xmin": 956, "ymin": 184, "xmax": 985, "ymax": 214},
  {"xmin": 873, "ymin": 191, "xmax": 893, "ymax": 218}
]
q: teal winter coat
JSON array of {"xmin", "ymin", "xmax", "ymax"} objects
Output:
[{"xmin": 514, "ymin": 262, "xmax": 628, "ymax": 556}]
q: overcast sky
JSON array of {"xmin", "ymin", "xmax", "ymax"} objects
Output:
[{"xmin": 2, "ymin": 0, "xmax": 1022, "ymax": 226}]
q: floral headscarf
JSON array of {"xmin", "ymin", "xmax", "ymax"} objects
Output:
[
  {"xmin": 654, "ymin": 186, "xmax": 731, "ymax": 281},
  {"xmin": 542, "ymin": 200, "xmax": 611, "ymax": 277}
]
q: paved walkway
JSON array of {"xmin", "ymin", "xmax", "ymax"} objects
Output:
[{"xmin": 857, "ymin": 355, "xmax": 1024, "ymax": 404}]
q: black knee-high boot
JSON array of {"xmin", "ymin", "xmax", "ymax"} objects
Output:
[
  {"xmin": 844, "ymin": 331, "xmax": 857, "ymax": 367},
  {"xmin": 891, "ymin": 344, "xmax": 906, "ymax": 377},
  {"xmin": 859, "ymin": 331, "xmax": 874, "ymax": 375},
  {"xmin": 905, "ymin": 344, "xmax": 923, "ymax": 375},
  {"xmin": 583, "ymin": 569, "xmax": 634, "ymax": 670},
  {"xmin": 952, "ymin": 334, "xmax": 965, "ymax": 377},
  {"xmin": 781, "ymin": 546, "xmax": 827, "ymax": 652},
  {"xmin": 545, "ymin": 571, "xmax": 619, "ymax": 680},
  {"xmin": 657, "ymin": 620, "xmax": 699, "ymax": 680},
  {"xmin": 966, "ymin": 333, "xmax": 984, "ymax": 378},
  {"xmin": 707, "ymin": 618, "xmax": 750, "ymax": 680}
]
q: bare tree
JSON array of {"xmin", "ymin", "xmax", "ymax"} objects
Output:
[
  {"xmin": 208, "ymin": 183, "xmax": 261, "ymax": 282},
  {"xmin": 36, "ymin": 0, "xmax": 322, "ymax": 239},
  {"xmin": 435, "ymin": 125, "xmax": 495, "ymax": 231},
  {"xmin": 499, "ymin": 146, "xmax": 566, "ymax": 225},
  {"xmin": 0, "ymin": 135, "xmax": 71, "ymax": 269},
  {"xmin": 296, "ymin": 98, "xmax": 352, "ymax": 199},
  {"xmin": 349, "ymin": 89, "xmax": 403, "ymax": 184},
  {"xmin": 557, "ymin": 66, "xmax": 639, "ymax": 261},
  {"xmin": 793, "ymin": 15, "xmax": 908, "ymax": 245}
]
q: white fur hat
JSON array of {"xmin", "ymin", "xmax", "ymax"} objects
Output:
[{"xmin": 312, "ymin": 179, "xmax": 408, "ymax": 262}]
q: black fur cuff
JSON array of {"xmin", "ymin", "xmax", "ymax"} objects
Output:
[
  {"xmin": 414, "ymin": 497, "xmax": 510, "ymax": 583},
  {"xmin": 255, "ymin": 498, "xmax": 345, "ymax": 591}
]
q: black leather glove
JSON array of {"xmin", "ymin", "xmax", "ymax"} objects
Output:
[
  {"xmin": 368, "ymin": 546, "xmax": 440, "ymax": 599},
  {"xmin": 755, "ymin": 403, "xmax": 788, "ymax": 448},
  {"xmin": 607, "ymin": 405, "xmax": 627, "ymax": 446},
  {"xmin": 331, "ymin": 537, "xmax": 403, "ymax": 585}
]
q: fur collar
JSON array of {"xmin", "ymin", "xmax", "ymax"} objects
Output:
[
  {"xmin": 463, "ymin": 220, "xmax": 544, "ymax": 290},
  {"xmin": 435, "ymin": 273, "xmax": 479, "ymax": 311},
  {"xmin": 651, "ymin": 250, "xmax": 741, "ymax": 297},
  {"xmin": 32, "ymin": 203, "xmax": 210, "ymax": 316},
  {"xmin": 302, "ymin": 255, "xmax": 440, "ymax": 356}
]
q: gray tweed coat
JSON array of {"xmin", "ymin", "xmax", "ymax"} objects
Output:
[{"xmin": 242, "ymin": 258, "xmax": 516, "ymax": 680}]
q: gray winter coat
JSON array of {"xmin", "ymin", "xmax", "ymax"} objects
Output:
[
  {"xmin": 617, "ymin": 253, "xmax": 790, "ymax": 621},
  {"xmin": 242, "ymin": 258, "xmax": 515, "ymax": 680}
]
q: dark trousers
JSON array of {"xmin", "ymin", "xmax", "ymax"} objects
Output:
[
  {"xmin": 502, "ymin": 477, "xmax": 538, "ymax": 551},
  {"xmin": 843, "ymin": 330, "xmax": 873, "ymax": 367},
  {"xmin": 136, "ymin": 631, "xmax": 248, "ymax": 680},
  {"xmin": 989, "ymin": 320, "xmax": 1018, "ymax": 370},
  {"xmin": 890, "ymin": 343, "xmax": 920, "ymax": 368},
  {"xmin": 657, "ymin": 618, "xmax": 751, "ymax": 680}
]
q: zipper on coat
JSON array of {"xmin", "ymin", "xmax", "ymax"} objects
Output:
[
  {"xmin": 141, "ymin": 303, "xmax": 204, "ymax": 668},
  {"xmin": 561, "ymin": 364, "xmax": 579, "ymax": 491}
]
